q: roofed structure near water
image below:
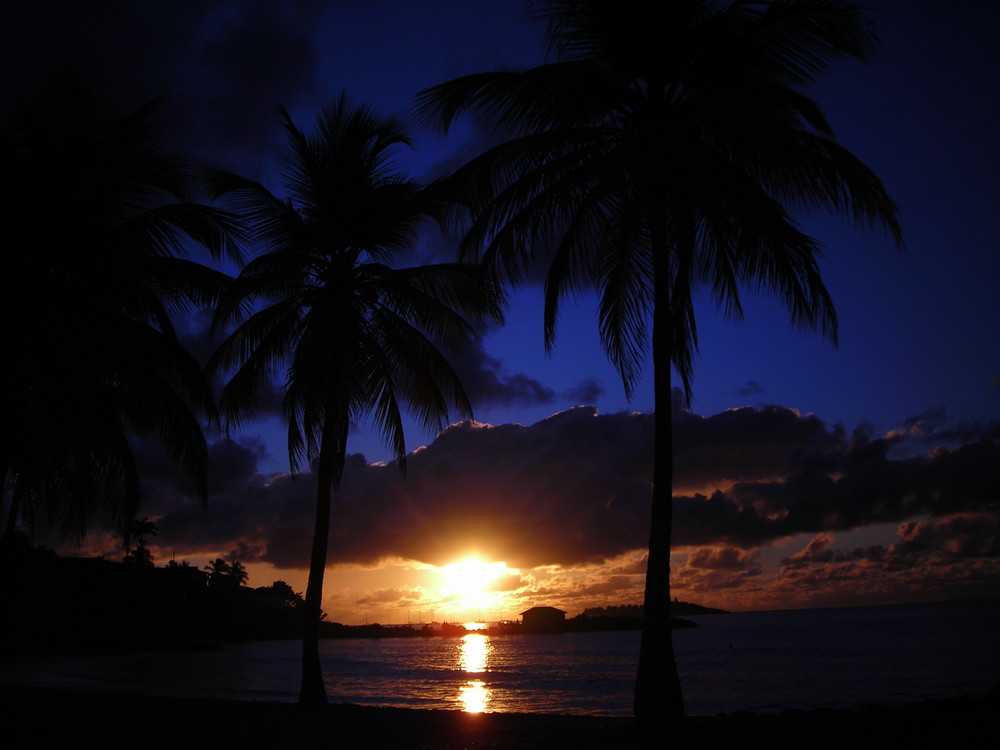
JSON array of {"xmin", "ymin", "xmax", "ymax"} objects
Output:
[{"xmin": 520, "ymin": 606, "xmax": 566, "ymax": 633}]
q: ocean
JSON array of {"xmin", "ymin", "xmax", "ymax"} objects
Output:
[{"xmin": 3, "ymin": 599, "xmax": 997, "ymax": 716}]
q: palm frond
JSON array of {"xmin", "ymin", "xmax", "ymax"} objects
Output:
[
  {"xmin": 419, "ymin": 0, "xmax": 898, "ymax": 407},
  {"xmin": 595, "ymin": 193, "xmax": 652, "ymax": 398},
  {"xmin": 211, "ymin": 298, "xmax": 303, "ymax": 428},
  {"xmin": 1, "ymin": 70, "xmax": 230, "ymax": 541}
]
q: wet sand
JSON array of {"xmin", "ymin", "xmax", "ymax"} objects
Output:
[{"xmin": 2, "ymin": 684, "xmax": 994, "ymax": 748}]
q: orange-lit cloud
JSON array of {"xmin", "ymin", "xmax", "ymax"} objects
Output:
[{"xmin": 60, "ymin": 402, "xmax": 1000, "ymax": 623}]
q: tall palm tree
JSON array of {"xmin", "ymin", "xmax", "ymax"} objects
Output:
[
  {"xmin": 0, "ymin": 70, "xmax": 242, "ymax": 543},
  {"xmin": 123, "ymin": 516, "xmax": 159, "ymax": 565},
  {"xmin": 227, "ymin": 559, "xmax": 249, "ymax": 587},
  {"xmin": 210, "ymin": 96, "xmax": 503, "ymax": 708},
  {"xmin": 417, "ymin": 0, "xmax": 902, "ymax": 727}
]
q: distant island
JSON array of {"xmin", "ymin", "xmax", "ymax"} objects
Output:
[
  {"xmin": 579, "ymin": 602, "xmax": 728, "ymax": 618},
  {"xmin": 1, "ymin": 537, "xmax": 727, "ymax": 653},
  {"xmin": 318, "ymin": 602, "xmax": 728, "ymax": 639}
]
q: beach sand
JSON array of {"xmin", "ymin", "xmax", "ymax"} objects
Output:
[{"xmin": 2, "ymin": 684, "xmax": 994, "ymax": 748}]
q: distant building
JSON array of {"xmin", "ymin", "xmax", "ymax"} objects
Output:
[{"xmin": 520, "ymin": 606, "xmax": 566, "ymax": 633}]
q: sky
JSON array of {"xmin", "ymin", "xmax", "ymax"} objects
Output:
[{"xmin": 2, "ymin": 0, "xmax": 997, "ymax": 624}]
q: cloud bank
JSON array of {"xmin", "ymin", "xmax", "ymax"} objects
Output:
[{"xmin": 140, "ymin": 403, "xmax": 998, "ymax": 584}]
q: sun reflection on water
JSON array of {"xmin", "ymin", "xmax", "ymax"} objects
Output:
[{"xmin": 458, "ymin": 632, "xmax": 491, "ymax": 712}]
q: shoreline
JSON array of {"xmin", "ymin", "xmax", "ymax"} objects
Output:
[{"xmin": 2, "ymin": 684, "xmax": 995, "ymax": 748}]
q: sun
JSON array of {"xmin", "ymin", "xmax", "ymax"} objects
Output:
[{"xmin": 441, "ymin": 557, "xmax": 505, "ymax": 597}]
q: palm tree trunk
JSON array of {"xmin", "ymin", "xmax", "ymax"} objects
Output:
[
  {"xmin": 299, "ymin": 417, "xmax": 341, "ymax": 709},
  {"xmin": 634, "ymin": 196, "xmax": 686, "ymax": 729}
]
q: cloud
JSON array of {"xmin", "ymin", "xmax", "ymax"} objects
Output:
[
  {"xmin": 672, "ymin": 546, "xmax": 763, "ymax": 597},
  {"xmin": 0, "ymin": 0, "xmax": 324, "ymax": 177},
  {"xmin": 355, "ymin": 586, "xmax": 426, "ymax": 608},
  {"xmin": 885, "ymin": 410, "xmax": 1000, "ymax": 450},
  {"xmin": 778, "ymin": 533, "xmax": 887, "ymax": 569},
  {"xmin": 737, "ymin": 380, "xmax": 765, "ymax": 397},
  {"xmin": 148, "ymin": 407, "xmax": 651, "ymax": 569},
  {"xmin": 139, "ymin": 402, "xmax": 1000, "ymax": 589},
  {"xmin": 447, "ymin": 335, "xmax": 557, "ymax": 410},
  {"xmin": 564, "ymin": 378, "xmax": 605, "ymax": 404},
  {"xmin": 673, "ymin": 421, "xmax": 1000, "ymax": 549},
  {"xmin": 766, "ymin": 515, "xmax": 1000, "ymax": 608},
  {"xmin": 487, "ymin": 572, "xmax": 529, "ymax": 592},
  {"xmin": 672, "ymin": 404, "xmax": 841, "ymax": 492},
  {"xmin": 686, "ymin": 546, "xmax": 757, "ymax": 571},
  {"xmin": 184, "ymin": 2, "xmax": 322, "ymax": 169}
]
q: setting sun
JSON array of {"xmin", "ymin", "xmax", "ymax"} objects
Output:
[{"xmin": 440, "ymin": 558, "xmax": 506, "ymax": 597}]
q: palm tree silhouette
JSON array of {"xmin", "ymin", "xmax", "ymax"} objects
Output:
[
  {"xmin": 123, "ymin": 516, "xmax": 159, "ymax": 566},
  {"xmin": 1, "ymin": 70, "xmax": 242, "ymax": 543},
  {"xmin": 203, "ymin": 557, "xmax": 232, "ymax": 585},
  {"xmin": 418, "ymin": 0, "xmax": 902, "ymax": 726},
  {"xmin": 210, "ymin": 96, "xmax": 503, "ymax": 708},
  {"xmin": 227, "ymin": 559, "xmax": 248, "ymax": 587}
]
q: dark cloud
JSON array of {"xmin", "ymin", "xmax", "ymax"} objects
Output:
[
  {"xmin": 899, "ymin": 515, "xmax": 1000, "ymax": 558},
  {"xmin": 0, "ymin": 1, "xmax": 323, "ymax": 178},
  {"xmin": 563, "ymin": 378, "xmax": 605, "ymax": 404},
  {"xmin": 672, "ymin": 404, "xmax": 842, "ymax": 491},
  {"xmin": 675, "ymin": 546, "xmax": 762, "ymax": 594},
  {"xmin": 885, "ymin": 410, "xmax": 1000, "ymax": 450},
  {"xmin": 448, "ymin": 336, "xmax": 556, "ymax": 411},
  {"xmin": 674, "ymin": 429, "xmax": 1000, "ymax": 549},
  {"xmin": 568, "ymin": 575, "xmax": 644, "ymax": 599},
  {"xmin": 184, "ymin": 2, "xmax": 321, "ymax": 171},
  {"xmin": 144, "ymin": 403, "xmax": 1000, "ymax": 577},
  {"xmin": 605, "ymin": 554, "xmax": 648, "ymax": 576},
  {"xmin": 686, "ymin": 546, "xmax": 756, "ymax": 571},
  {"xmin": 150, "ymin": 407, "xmax": 650, "ymax": 568},
  {"xmin": 768, "ymin": 515, "xmax": 1000, "ymax": 608},
  {"xmin": 736, "ymin": 380, "xmax": 765, "ymax": 397},
  {"xmin": 356, "ymin": 587, "xmax": 423, "ymax": 608},
  {"xmin": 779, "ymin": 533, "xmax": 886, "ymax": 569},
  {"xmin": 137, "ymin": 437, "xmax": 279, "ymax": 560}
]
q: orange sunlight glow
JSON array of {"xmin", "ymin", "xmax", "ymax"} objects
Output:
[
  {"xmin": 440, "ymin": 557, "xmax": 506, "ymax": 597},
  {"xmin": 459, "ymin": 632, "xmax": 491, "ymax": 713}
]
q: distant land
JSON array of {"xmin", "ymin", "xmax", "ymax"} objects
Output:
[
  {"xmin": 317, "ymin": 601, "xmax": 728, "ymax": 639},
  {"xmin": 580, "ymin": 602, "xmax": 728, "ymax": 618},
  {"xmin": 1, "ymin": 539, "xmax": 728, "ymax": 654}
]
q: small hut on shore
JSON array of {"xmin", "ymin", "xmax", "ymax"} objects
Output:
[{"xmin": 520, "ymin": 606, "xmax": 566, "ymax": 633}]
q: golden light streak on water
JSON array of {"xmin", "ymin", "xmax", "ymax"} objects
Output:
[{"xmin": 458, "ymin": 632, "xmax": 491, "ymax": 712}]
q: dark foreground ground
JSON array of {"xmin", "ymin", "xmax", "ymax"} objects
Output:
[{"xmin": 2, "ymin": 684, "xmax": 995, "ymax": 749}]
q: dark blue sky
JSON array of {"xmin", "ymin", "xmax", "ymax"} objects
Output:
[
  {"xmin": 3, "ymin": 0, "xmax": 995, "ymax": 457},
  {"xmin": 303, "ymin": 0, "xmax": 1000, "ymax": 467},
  {"xmin": 3, "ymin": 1, "xmax": 997, "ymax": 619}
]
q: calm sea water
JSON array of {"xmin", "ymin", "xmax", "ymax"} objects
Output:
[{"xmin": 3, "ymin": 600, "xmax": 997, "ymax": 716}]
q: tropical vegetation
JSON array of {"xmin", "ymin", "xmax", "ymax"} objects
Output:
[
  {"xmin": 1, "ymin": 3, "xmax": 906, "ymax": 730},
  {"xmin": 0, "ymin": 70, "xmax": 241, "ymax": 543},
  {"xmin": 209, "ymin": 97, "xmax": 503, "ymax": 707},
  {"xmin": 417, "ymin": 0, "xmax": 902, "ymax": 726}
]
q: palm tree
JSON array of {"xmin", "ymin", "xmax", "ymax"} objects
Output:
[
  {"xmin": 204, "ymin": 557, "xmax": 232, "ymax": 586},
  {"xmin": 126, "ymin": 517, "xmax": 159, "ymax": 550},
  {"xmin": 227, "ymin": 559, "xmax": 249, "ymax": 587},
  {"xmin": 417, "ymin": 0, "xmax": 902, "ymax": 727},
  {"xmin": 210, "ymin": 96, "xmax": 503, "ymax": 708},
  {"xmin": 1, "ymin": 69, "xmax": 242, "ymax": 543},
  {"xmin": 123, "ymin": 517, "xmax": 159, "ymax": 566}
]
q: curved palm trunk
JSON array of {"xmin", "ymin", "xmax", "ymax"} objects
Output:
[
  {"xmin": 299, "ymin": 414, "xmax": 347, "ymax": 709},
  {"xmin": 634, "ymin": 195, "xmax": 686, "ymax": 728}
]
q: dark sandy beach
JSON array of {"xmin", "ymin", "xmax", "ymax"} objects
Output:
[{"xmin": 1, "ymin": 684, "xmax": 994, "ymax": 749}]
